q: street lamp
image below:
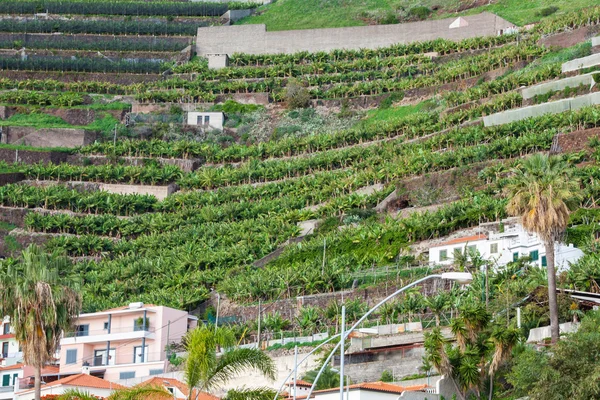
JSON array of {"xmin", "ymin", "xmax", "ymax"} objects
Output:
[{"xmin": 305, "ymin": 272, "xmax": 473, "ymax": 400}]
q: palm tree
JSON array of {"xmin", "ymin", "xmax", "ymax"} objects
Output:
[
  {"xmin": 0, "ymin": 244, "xmax": 81, "ymax": 400},
  {"xmin": 424, "ymin": 294, "xmax": 449, "ymax": 327},
  {"xmin": 57, "ymin": 386, "xmax": 172, "ymax": 400},
  {"xmin": 183, "ymin": 325, "xmax": 276, "ymax": 400},
  {"xmin": 302, "ymin": 366, "xmax": 347, "ymax": 390},
  {"xmin": 504, "ymin": 154, "xmax": 581, "ymax": 343}
]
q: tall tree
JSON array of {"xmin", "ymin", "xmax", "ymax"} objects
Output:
[
  {"xmin": 0, "ymin": 244, "xmax": 81, "ymax": 400},
  {"xmin": 504, "ymin": 154, "xmax": 581, "ymax": 343},
  {"xmin": 184, "ymin": 325, "xmax": 276, "ymax": 400}
]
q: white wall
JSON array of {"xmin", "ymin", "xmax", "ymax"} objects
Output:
[
  {"xmin": 428, "ymin": 223, "xmax": 583, "ymax": 271},
  {"xmin": 16, "ymin": 385, "xmax": 116, "ymax": 400},
  {"xmin": 593, "ymin": 36, "xmax": 600, "ymax": 47},
  {"xmin": 562, "ymin": 53, "xmax": 600, "ymax": 73},
  {"xmin": 186, "ymin": 112, "xmax": 224, "ymax": 131},
  {"xmin": 521, "ymin": 73, "xmax": 597, "ymax": 100},
  {"xmin": 316, "ymin": 389, "xmax": 402, "ymax": 400},
  {"xmin": 0, "ymin": 368, "xmax": 22, "ymax": 400}
]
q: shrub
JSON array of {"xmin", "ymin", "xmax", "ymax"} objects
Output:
[
  {"xmin": 380, "ymin": 370, "xmax": 394, "ymax": 382},
  {"xmin": 285, "ymin": 79, "xmax": 311, "ymax": 109},
  {"xmin": 380, "ymin": 12, "xmax": 399, "ymax": 25},
  {"xmin": 379, "ymin": 92, "xmax": 405, "ymax": 109},
  {"xmin": 537, "ymin": 6, "xmax": 559, "ymax": 17},
  {"xmin": 408, "ymin": 6, "xmax": 431, "ymax": 20}
]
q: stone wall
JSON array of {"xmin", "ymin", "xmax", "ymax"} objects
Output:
[
  {"xmin": 555, "ymin": 127, "xmax": 600, "ymax": 153},
  {"xmin": 0, "ymin": 148, "xmax": 69, "ymax": 165},
  {"xmin": 521, "ymin": 73, "xmax": 598, "ymax": 100},
  {"xmin": 215, "ymin": 92, "xmax": 269, "ymax": 105},
  {"xmin": 1, "ymin": 126, "xmax": 98, "ymax": 148},
  {"xmin": 539, "ymin": 25, "xmax": 600, "ymax": 49},
  {"xmin": 0, "ymin": 172, "xmax": 24, "ymax": 187},
  {"xmin": 0, "ymin": 206, "xmax": 30, "ymax": 227},
  {"xmin": 66, "ymin": 154, "xmax": 203, "ymax": 172},
  {"xmin": 483, "ymin": 92, "xmax": 600, "ymax": 127},
  {"xmin": 0, "ymin": 70, "xmax": 162, "ymax": 84},
  {"xmin": 197, "ymin": 12, "xmax": 513, "ymax": 56},
  {"xmin": 131, "ymin": 102, "xmax": 213, "ymax": 113},
  {"xmin": 0, "ymin": 107, "xmax": 127, "ymax": 125},
  {"xmin": 562, "ymin": 52, "xmax": 600, "ymax": 73},
  {"xmin": 216, "ymin": 278, "xmax": 451, "ymax": 323}
]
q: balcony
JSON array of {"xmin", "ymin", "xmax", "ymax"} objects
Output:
[{"xmin": 61, "ymin": 326, "xmax": 155, "ymax": 345}]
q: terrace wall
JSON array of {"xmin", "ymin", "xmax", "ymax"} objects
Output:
[
  {"xmin": 0, "ymin": 172, "xmax": 24, "ymax": 187},
  {"xmin": 521, "ymin": 73, "xmax": 598, "ymax": 100},
  {"xmin": 1, "ymin": 70, "xmax": 162, "ymax": 84},
  {"xmin": 0, "ymin": 148, "xmax": 68, "ymax": 164},
  {"xmin": 97, "ymin": 183, "xmax": 178, "ymax": 200},
  {"xmin": 483, "ymin": 92, "xmax": 600, "ymax": 127},
  {"xmin": 66, "ymin": 154, "xmax": 203, "ymax": 172},
  {"xmin": 562, "ymin": 53, "xmax": 600, "ymax": 73},
  {"xmin": 131, "ymin": 102, "xmax": 213, "ymax": 113},
  {"xmin": 0, "ymin": 106, "xmax": 127, "ymax": 125},
  {"xmin": 554, "ymin": 127, "xmax": 600, "ymax": 153},
  {"xmin": 0, "ymin": 126, "xmax": 97, "ymax": 148},
  {"xmin": 197, "ymin": 12, "xmax": 514, "ymax": 56}
]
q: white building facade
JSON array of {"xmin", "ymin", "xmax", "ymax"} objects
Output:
[
  {"xmin": 186, "ymin": 112, "xmax": 224, "ymax": 131},
  {"xmin": 428, "ymin": 219, "xmax": 583, "ymax": 271},
  {"xmin": 0, "ymin": 318, "xmax": 21, "ymax": 367},
  {"xmin": 0, "ymin": 364, "xmax": 23, "ymax": 400}
]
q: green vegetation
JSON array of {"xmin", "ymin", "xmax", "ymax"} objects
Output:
[{"xmin": 239, "ymin": 0, "xmax": 598, "ymax": 30}]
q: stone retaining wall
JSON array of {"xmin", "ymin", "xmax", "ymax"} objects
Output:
[
  {"xmin": 97, "ymin": 182, "xmax": 178, "ymax": 200},
  {"xmin": 1, "ymin": 126, "xmax": 98, "ymax": 148},
  {"xmin": 131, "ymin": 102, "xmax": 213, "ymax": 114},
  {"xmin": 483, "ymin": 92, "xmax": 600, "ymax": 127},
  {"xmin": 0, "ymin": 206, "xmax": 30, "ymax": 227},
  {"xmin": 197, "ymin": 12, "xmax": 513, "ymax": 56},
  {"xmin": 521, "ymin": 73, "xmax": 598, "ymax": 100},
  {"xmin": 66, "ymin": 154, "xmax": 203, "ymax": 172},
  {"xmin": 0, "ymin": 148, "xmax": 69, "ymax": 164},
  {"xmin": 0, "ymin": 172, "xmax": 24, "ymax": 187}
]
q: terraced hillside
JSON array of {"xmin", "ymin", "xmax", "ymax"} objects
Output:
[{"xmin": 1, "ymin": 4, "xmax": 600, "ymax": 314}]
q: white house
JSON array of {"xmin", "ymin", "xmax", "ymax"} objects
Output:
[
  {"xmin": 290, "ymin": 382, "xmax": 429, "ymax": 400},
  {"xmin": 137, "ymin": 377, "xmax": 219, "ymax": 400},
  {"xmin": 186, "ymin": 112, "xmax": 224, "ymax": 131},
  {"xmin": 428, "ymin": 219, "xmax": 583, "ymax": 271},
  {"xmin": 0, "ymin": 318, "xmax": 22, "ymax": 367},
  {"xmin": 15, "ymin": 374, "xmax": 125, "ymax": 400},
  {"xmin": 0, "ymin": 364, "xmax": 23, "ymax": 400}
]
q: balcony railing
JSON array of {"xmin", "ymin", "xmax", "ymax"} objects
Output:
[
  {"xmin": 64, "ymin": 325, "xmax": 152, "ymax": 338},
  {"xmin": 82, "ymin": 351, "xmax": 164, "ymax": 368}
]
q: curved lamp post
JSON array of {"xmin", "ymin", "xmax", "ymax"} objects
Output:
[
  {"xmin": 303, "ymin": 272, "xmax": 473, "ymax": 400},
  {"xmin": 273, "ymin": 333, "xmax": 342, "ymax": 400}
]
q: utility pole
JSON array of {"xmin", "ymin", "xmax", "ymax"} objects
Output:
[
  {"xmin": 293, "ymin": 345, "xmax": 298, "ymax": 400},
  {"xmin": 257, "ymin": 299, "xmax": 262, "ymax": 350},
  {"xmin": 339, "ymin": 306, "xmax": 346, "ymax": 400}
]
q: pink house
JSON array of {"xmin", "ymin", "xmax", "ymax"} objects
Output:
[{"xmin": 59, "ymin": 303, "xmax": 197, "ymax": 382}]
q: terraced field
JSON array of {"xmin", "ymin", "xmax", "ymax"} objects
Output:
[{"xmin": 1, "ymin": 3, "xmax": 600, "ymax": 313}]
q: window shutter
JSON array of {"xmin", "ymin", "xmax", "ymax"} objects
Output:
[{"xmin": 66, "ymin": 349, "xmax": 77, "ymax": 364}]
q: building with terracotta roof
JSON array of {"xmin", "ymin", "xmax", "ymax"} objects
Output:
[
  {"xmin": 59, "ymin": 303, "xmax": 198, "ymax": 383},
  {"xmin": 1, "ymin": 317, "xmax": 22, "ymax": 367},
  {"xmin": 285, "ymin": 381, "xmax": 430, "ymax": 400},
  {"xmin": 15, "ymin": 373, "xmax": 125, "ymax": 400},
  {"xmin": 428, "ymin": 218, "xmax": 582, "ymax": 270},
  {"xmin": 136, "ymin": 377, "xmax": 220, "ymax": 400},
  {"xmin": 0, "ymin": 363, "xmax": 23, "ymax": 400}
]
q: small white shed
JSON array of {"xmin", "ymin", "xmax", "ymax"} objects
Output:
[{"xmin": 186, "ymin": 112, "xmax": 225, "ymax": 131}]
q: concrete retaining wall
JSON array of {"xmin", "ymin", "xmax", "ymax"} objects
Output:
[
  {"xmin": 131, "ymin": 102, "xmax": 213, "ymax": 114},
  {"xmin": 0, "ymin": 126, "xmax": 97, "ymax": 148},
  {"xmin": 66, "ymin": 154, "xmax": 203, "ymax": 172},
  {"xmin": 527, "ymin": 322, "xmax": 579, "ymax": 343},
  {"xmin": 521, "ymin": 72, "xmax": 598, "ymax": 100},
  {"xmin": 224, "ymin": 9, "xmax": 253, "ymax": 23},
  {"xmin": 215, "ymin": 92, "xmax": 269, "ymax": 105},
  {"xmin": 483, "ymin": 92, "xmax": 600, "ymax": 127},
  {"xmin": 562, "ymin": 52, "xmax": 600, "ymax": 73},
  {"xmin": 593, "ymin": 36, "xmax": 600, "ymax": 47},
  {"xmin": 98, "ymin": 183, "xmax": 178, "ymax": 200},
  {"xmin": 197, "ymin": 12, "xmax": 513, "ymax": 56}
]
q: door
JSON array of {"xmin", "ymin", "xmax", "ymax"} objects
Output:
[
  {"xmin": 1, "ymin": 342, "xmax": 8, "ymax": 357},
  {"xmin": 133, "ymin": 345, "xmax": 148, "ymax": 363},
  {"xmin": 94, "ymin": 349, "xmax": 116, "ymax": 366}
]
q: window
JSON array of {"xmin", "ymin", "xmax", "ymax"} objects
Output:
[
  {"xmin": 149, "ymin": 369, "xmax": 164, "ymax": 376},
  {"xmin": 490, "ymin": 243, "xmax": 498, "ymax": 254},
  {"xmin": 76, "ymin": 325, "xmax": 89, "ymax": 337},
  {"xmin": 167, "ymin": 388, "xmax": 175, "ymax": 394},
  {"xmin": 530, "ymin": 250, "xmax": 539, "ymax": 261},
  {"xmin": 103, "ymin": 322, "xmax": 109, "ymax": 330},
  {"xmin": 66, "ymin": 349, "xmax": 77, "ymax": 365},
  {"xmin": 204, "ymin": 115, "xmax": 210, "ymax": 125},
  {"xmin": 2, "ymin": 374, "xmax": 9, "ymax": 387},
  {"xmin": 439, "ymin": 250, "xmax": 448, "ymax": 261},
  {"xmin": 513, "ymin": 252, "xmax": 519, "ymax": 262},
  {"xmin": 541, "ymin": 256, "xmax": 547, "ymax": 267},
  {"xmin": 12, "ymin": 374, "xmax": 18, "ymax": 386},
  {"xmin": 94, "ymin": 349, "xmax": 115, "ymax": 366},
  {"xmin": 467, "ymin": 245, "xmax": 476, "ymax": 254},
  {"xmin": 2, "ymin": 323, "xmax": 9, "ymax": 335},
  {"xmin": 1, "ymin": 342, "xmax": 8, "ymax": 357},
  {"xmin": 119, "ymin": 371, "xmax": 136, "ymax": 380},
  {"xmin": 133, "ymin": 318, "xmax": 149, "ymax": 332},
  {"xmin": 133, "ymin": 345, "xmax": 148, "ymax": 364},
  {"xmin": 453, "ymin": 247, "xmax": 462, "ymax": 257}
]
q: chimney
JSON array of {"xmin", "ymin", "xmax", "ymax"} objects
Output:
[{"xmin": 82, "ymin": 366, "xmax": 91, "ymax": 375}]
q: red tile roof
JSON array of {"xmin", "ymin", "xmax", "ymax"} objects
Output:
[
  {"xmin": 437, "ymin": 234, "xmax": 487, "ymax": 247},
  {"xmin": 103, "ymin": 304, "xmax": 158, "ymax": 312},
  {"xmin": 17, "ymin": 374, "xmax": 125, "ymax": 394},
  {"xmin": 314, "ymin": 381, "xmax": 428, "ymax": 395},
  {"xmin": 0, "ymin": 363, "xmax": 23, "ymax": 371},
  {"xmin": 137, "ymin": 377, "xmax": 219, "ymax": 400},
  {"xmin": 286, "ymin": 379, "xmax": 313, "ymax": 387}
]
